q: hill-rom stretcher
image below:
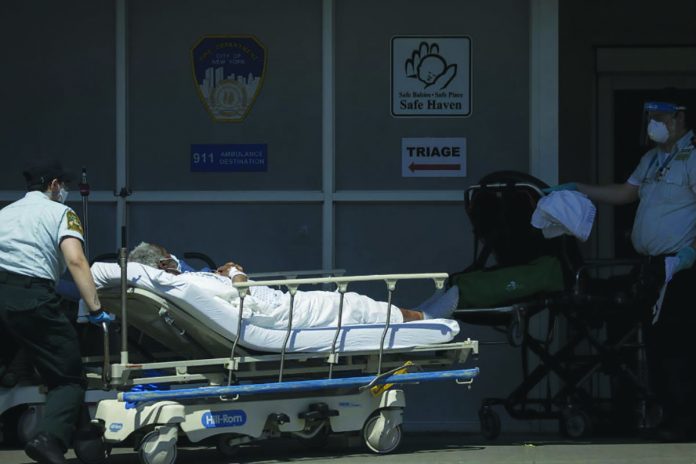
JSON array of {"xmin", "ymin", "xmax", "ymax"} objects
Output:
[{"xmin": 79, "ymin": 262, "xmax": 479, "ymax": 464}]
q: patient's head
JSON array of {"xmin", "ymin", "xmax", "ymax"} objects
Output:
[{"xmin": 129, "ymin": 242, "xmax": 180, "ymax": 274}]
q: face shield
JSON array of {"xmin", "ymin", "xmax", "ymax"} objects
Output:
[{"xmin": 640, "ymin": 101, "xmax": 686, "ymax": 146}]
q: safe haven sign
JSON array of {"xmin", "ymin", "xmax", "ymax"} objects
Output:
[
  {"xmin": 391, "ymin": 36, "xmax": 471, "ymax": 117},
  {"xmin": 401, "ymin": 137, "xmax": 466, "ymax": 178}
]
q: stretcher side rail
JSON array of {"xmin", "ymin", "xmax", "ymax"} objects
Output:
[
  {"xmin": 108, "ymin": 339, "xmax": 478, "ymax": 387},
  {"xmin": 98, "ymin": 290, "xmax": 473, "ymax": 388},
  {"xmin": 230, "ymin": 272, "xmax": 449, "ymax": 384},
  {"xmin": 118, "ymin": 367, "xmax": 481, "ymax": 406},
  {"xmin": 103, "ymin": 270, "xmax": 464, "ymax": 394},
  {"xmin": 232, "ymin": 273, "xmax": 449, "ymax": 289},
  {"xmin": 246, "ymin": 268, "xmax": 347, "ymax": 279}
]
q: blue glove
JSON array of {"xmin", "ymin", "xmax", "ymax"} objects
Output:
[
  {"xmin": 675, "ymin": 246, "xmax": 696, "ymax": 273},
  {"xmin": 87, "ymin": 308, "xmax": 116, "ymax": 326},
  {"xmin": 541, "ymin": 182, "xmax": 577, "ymax": 194}
]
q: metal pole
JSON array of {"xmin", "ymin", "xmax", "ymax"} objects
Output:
[
  {"xmin": 102, "ymin": 322, "xmax": 111, "ymax": 388},
  {"xmin": 119, "ymin": 226, "xmax": 128, "ymax": 365},
  {"xmin": 115, "ymin": 0, "xmax": 128, "ymax": 251},
  {"xmin": 79, "ymin": 167, "xmax": 90, "ymax": 261},
  {"xmin": 227, "ymin": 290, "xmax": 246, "ymax": 386},
  {"xmin": 279, "ymin": 286, "xmax": 297, "ymax": 382},
  {"xmin": 377, "ymin": 280, "xmax": 396, "ymax": 376},
  {"xmin": 328, "ymin": 284, "xmax": 346, "ymax": 379}
]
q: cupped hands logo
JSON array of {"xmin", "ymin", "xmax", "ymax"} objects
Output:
[{"xmin": 405, "ymin": 42, "xmax": 457, "ymax": 90}]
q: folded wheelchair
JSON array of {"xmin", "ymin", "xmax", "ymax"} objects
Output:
[{"xmin": 451, "ymin": 171, "xmax": 654, "ymax": 439}]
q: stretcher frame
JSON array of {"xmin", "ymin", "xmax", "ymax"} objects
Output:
[
  {"xmin": 85, "ymin": 270, "xmax": 479, "ymax": 464},
  {"xmin": 454, "ymin": 173, "xmax": 650, "ymax": 440}
]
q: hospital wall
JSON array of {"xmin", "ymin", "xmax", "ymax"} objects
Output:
[
  {"xmin": 558, "ymin": 0, "xmax": 696, "ymax": 200},
  {"xmin": 2, "ymin": 0, "xmax": 534, "ymax": 433}
]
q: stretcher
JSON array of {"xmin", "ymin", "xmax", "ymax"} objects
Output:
[
  {"xmin": 78, "ymin": 262, "xmax": 479, "ymax": 464},
  {"xmin": 451, "ymin": 170, "xmax": 650, "ymax": 440}
]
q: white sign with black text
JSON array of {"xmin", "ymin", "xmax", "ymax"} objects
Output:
[
  {"xmin": 402, "ymin": 137, "xmax": 467, "ymax": 177},
  {"xmin": 391, "ymin": 36, "xmax": 471, "ymax": 117}
]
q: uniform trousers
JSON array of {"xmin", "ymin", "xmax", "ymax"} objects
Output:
[
  {"xmin": 0, "ymin": 272, "xmax": 86, "ymax": 450},
  {"xmin": 638, "ymin": 257, "xmax": 696, "ymax": 429}
]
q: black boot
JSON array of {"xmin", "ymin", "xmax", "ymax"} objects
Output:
[{"xmin": 24, "ymin": 432, "xmax": 67, "ymax": 464}]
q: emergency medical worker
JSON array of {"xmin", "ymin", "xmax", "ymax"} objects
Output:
[
  {"xmin": 0, "ymin": 160, "xmax": 114, "ymax": 464},
  {"xmin": 546, "ymin": 101, "xmax": 696, "ymax": 441}
]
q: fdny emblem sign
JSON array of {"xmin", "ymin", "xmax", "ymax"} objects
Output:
[{"xmin": 191, "ymin": 35, "xmax": 267, "ymax": 122}]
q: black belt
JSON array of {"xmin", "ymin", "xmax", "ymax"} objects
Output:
[
  {"xmin": 640, "ymin": 254, "xmax": 675, "ymax": 264},
  {"xmin": 0, "ymin": 271, "xmax": 54, "ymax": 288}
]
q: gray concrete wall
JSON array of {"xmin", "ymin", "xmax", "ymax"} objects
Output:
[
  {"xmin": 335, "ymin": 0, "xmax": 530, "ymax": 190},
  {"xmin": 1, "ymin": 0, "xmax": 533, "ymax": 433},
  {"xmin": 0, "ymin": 1, "xmax": 115, "ymax": 191},
  {"xmin": 128, "ymin": 0, "xmax": 323, "ymax": 191}
]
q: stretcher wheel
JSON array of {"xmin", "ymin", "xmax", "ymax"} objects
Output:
[
  {"xmin": 74, "ymin": 436, "xmax": 111, "ymax": 464},
  {"xmin": 138, "ymin": 427, "xmax": 178, "ymax": 464},
  {"xmin": 559, "ymin": 408, "xmax": 592, "ymax": 439},
  {"xmin": 362, "ymin": 412, "xmax": 402, "ymax": 454},
  {"xmin": 479, "ymin": 407, "xmax": 501, "ymax": 440},
  {"xmin": 216, "ymin": 433, "xmax": 240, "ymax": 458}
]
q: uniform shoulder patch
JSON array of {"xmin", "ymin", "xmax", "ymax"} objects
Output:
[
  {"xmin": 66, "ymin": 210, "xmax": 84, "ymax": 235},
  {"xmin": 675, "ymin": 150, "xmax": 692, "ymax": 161},
  {"xmin": 676, "ymin": 144, "xmax": 695, "ymax": 161}
]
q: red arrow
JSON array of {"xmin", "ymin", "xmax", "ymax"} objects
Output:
[{"xmin": 409, "ymin": 162, "xmax": 461, "ymax": 172}]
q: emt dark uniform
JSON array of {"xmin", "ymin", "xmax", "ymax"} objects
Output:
[
  {"xmin": 0, "ymin": 191, "xmax": 87, "ymax": 451},
  {"xmin": 628, "ymin": 129, "xmax": 696, "ymax": 433}
]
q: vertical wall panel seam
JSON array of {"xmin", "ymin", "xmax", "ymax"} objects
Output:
[
  {"xmin": 115, "ymin": 0, "xmax": 128, "ymax": 249},
  {"xmin": 529, "ymin": 0, "xmax": 559, "ymax": 185},
  {"xmin": 322, "ymin": 0, "xmax": 335, "ymax": 272}
]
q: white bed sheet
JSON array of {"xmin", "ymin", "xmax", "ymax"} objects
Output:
[{"xmin": 90, "ymin": 262, "xmax": 460, "ymax": 353}]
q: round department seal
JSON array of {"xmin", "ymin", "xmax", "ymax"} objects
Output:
[{"xmin": 209, "ymin": 80, "xmax": 248, "ymax": 118}]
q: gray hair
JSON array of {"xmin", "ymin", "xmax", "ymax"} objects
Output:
[{"xmin": 128, "ymin": 242, "xmax": 167, "ymax": 268}]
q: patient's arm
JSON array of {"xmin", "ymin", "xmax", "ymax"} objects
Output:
[
  {"xmin": 61, "ymin": 237, "xmax": 102, "ymax": 312},
  {"xmin": 216, "ymin": 261, "xmax": 244, "ymax": 274},
  {"xmin": 215, "ymin": 261, "xmax": 248, "ymax": 283}
]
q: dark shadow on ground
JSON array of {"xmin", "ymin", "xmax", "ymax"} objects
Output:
[{"xmin": 52, "ymin": 431, "xmax": 670, "ymax": 464}]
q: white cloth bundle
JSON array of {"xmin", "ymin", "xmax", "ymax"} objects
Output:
[{"xmin": 531, "ymin": 190, "xmax": 596, "ymax": 242}]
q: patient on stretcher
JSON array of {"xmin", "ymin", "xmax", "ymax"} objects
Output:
[{"xmin": 123, "ymin": 242, "xmax": 459, "ymax": 330}]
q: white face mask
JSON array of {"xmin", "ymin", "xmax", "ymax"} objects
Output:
[
  {"xmin": 56, "ymin": 186, "xmax": 69, "ymax": 204},
  {"xmin": 159, "ymin": 254, "xmax": 182, "ymax": 272},
  {"xmin": 647, "ymin": 119, "xmax": 671, "ymax": 144},
  {"xmin": 169, "ymin": 254, "xmax": 182, "ymax": 272},
  {"xmin": 44, "ymin": 184, "xmax": 69, "ymax": 203}
]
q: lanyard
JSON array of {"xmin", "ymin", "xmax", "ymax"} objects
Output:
[{"xmin": 646, "ymin": 150, "xmax": 678, "ymax": 182}]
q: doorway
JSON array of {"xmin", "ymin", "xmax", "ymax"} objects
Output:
[
  {"xmin": 612, "ymin": 88, "xmax": 696, "ymax": 258},
  {"xmin": 595, "ymin": 47, "xmax": 696, "ymax": 259}
]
